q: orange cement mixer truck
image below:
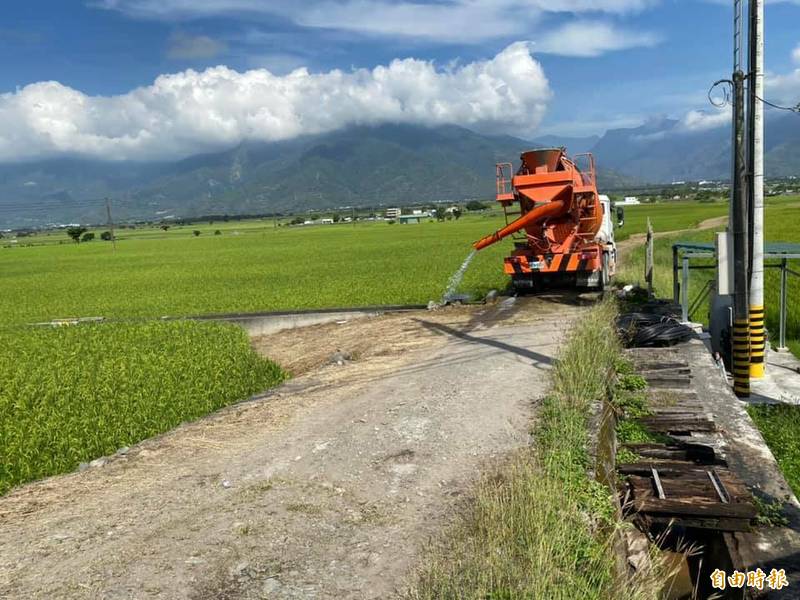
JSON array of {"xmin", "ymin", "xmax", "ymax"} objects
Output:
[{"xmin": 473, "ymin": 147, "xmax": 620, "ymax": 290}]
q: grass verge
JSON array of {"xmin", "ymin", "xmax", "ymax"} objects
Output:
[
  {"xmin": 408, "ymin": 300, "xmax": 658, "ymax": 600},
  {"xmin": 0, "ymin": 321, "xmax": 286, "ymax": 495},
  {"xmin": 746, "ymin": 404, "xmax": 800, "ymax": 498}
]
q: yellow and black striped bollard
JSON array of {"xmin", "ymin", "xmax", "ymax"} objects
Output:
[
  {"xmin": 732, "ymin": 318, "xmax": 751, "ymax": 397},
  {"xmin": 749, "ymin": 305, "xmax": 765, "ymax": 378}
]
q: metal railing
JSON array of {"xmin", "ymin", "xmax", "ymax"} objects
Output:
[{"xmin": 672, "ymin": 245, "xmax": 800, "ymax": 350}]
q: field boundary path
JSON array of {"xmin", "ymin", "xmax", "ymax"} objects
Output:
[
  {"xmin": 0, "ymin": 296, "xmax": 587, "ymax": 599},
  {"xmin": 617, "ymin": 214, "xmax": 729, "ymax": 260}
]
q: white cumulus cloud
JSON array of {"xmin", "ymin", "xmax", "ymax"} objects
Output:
[{"xmin": 0, "ymin": 42, "xmax": 551, "ymax": 163}]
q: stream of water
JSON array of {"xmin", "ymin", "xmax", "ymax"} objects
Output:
[{"xmin": 441, "ymin": 249, "xmax": 477, "ymax": 304}]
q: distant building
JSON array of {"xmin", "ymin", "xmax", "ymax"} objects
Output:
[
  {"xmin": 617, "ymin": 197, "xmax": 640, "ymax": 206},
  {"xmin": 319, "ymin": 218, "xmax": 334, "ymax": 224},
  {"xmin": 399, "ymin": 214, "xmax": 423, "ymax": 224},
  {"xmin": 385, "ymin": 207, "xmax": 401, "ymax": 219}
]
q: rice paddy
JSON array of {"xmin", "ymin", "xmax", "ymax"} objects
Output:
[{"xmin": 0, "ymin": 321, "xmax": 286, "ymax": 495}]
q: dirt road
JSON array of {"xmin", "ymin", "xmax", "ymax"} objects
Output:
[{"xmin": 0, "ymin": 296, "xmax": 587, "ymax": 599}]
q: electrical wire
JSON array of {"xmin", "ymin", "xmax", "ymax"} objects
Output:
[
  {"xmin": 708, "ymin": 79, "xmax": 733, "ymax": 107},
  {"xmin": 755, "ymin": 95, "xmax": 800, "ymax": 113},
  {"xmin": 707, "ymin": 78, "xmax": 799, "ymax": 114}
]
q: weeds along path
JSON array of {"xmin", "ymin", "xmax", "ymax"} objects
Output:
[
  {"xmin": 617, "ymin": 214, "xmax": 729, "ymax": 261},
  {"xmin": 0, "ymin": 295, "xmax": 588, "ymax": 600}
]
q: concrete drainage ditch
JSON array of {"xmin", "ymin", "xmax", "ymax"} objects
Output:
[{"xmin": 591, "ymin": 335, "xmax": 800, "ymax": 599}]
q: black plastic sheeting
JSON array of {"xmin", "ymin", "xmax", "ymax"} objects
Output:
[{"xmin": 617, "ymin": 312, "xmax": 694, "ymax": 348}]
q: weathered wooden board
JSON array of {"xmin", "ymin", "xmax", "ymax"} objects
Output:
[
  {"xmin": 624, "ymin": 442, "xmax": 718, "ymax": 464},
  {"xmin": 638, "ymin": 414, "xmax": 716, "ymax": 433},
  {"xmin": 622, "ymin": 465, "xmax": 756, "ymax": 531}
]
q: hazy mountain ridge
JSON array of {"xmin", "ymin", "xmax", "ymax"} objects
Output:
[
  {"xmin": 1, "ymin": 117, "xmax": 798, "ymax": 228},
  {"xmin": 590, "ymin": 113, "xmax": 800, "ymax": 182},
  {"xmin": 0, "ymin": 125, "xmax": 630, "ymax": 227}
]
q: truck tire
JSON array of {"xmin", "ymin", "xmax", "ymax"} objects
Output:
[{"xmin": 600, "ymin": 252, "xmax": 610, "ymax": 290}]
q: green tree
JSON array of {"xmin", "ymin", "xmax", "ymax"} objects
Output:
[
  {"xmin": 193, "ymin": 230, "xmax": 201, "ymax": 237},
  {"xmin": 81, "ymin": 232, "xmax": 95, "ymax": 242},
  {"xmin": 66, "ymin": 226, "xmax": 87, "ymax": 243},
  {"xmin": 465, "ymin": 200, "xmax": 487, "ymax": 211},
  {"xmin": 434, "ymin": 207, "xmax": 446, "ymax": 222},
  {"xmin": 452, "ymin": 207, "xmax": 463, "ymax": 220},
  {"xmin": 100, "ymin": 231, "xmax": 113, "ymax": 241}
]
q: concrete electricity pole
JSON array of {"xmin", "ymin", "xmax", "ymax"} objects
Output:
[{"xmin": 748, "ymin": 0, "xmax": 765, "ymax": 378}]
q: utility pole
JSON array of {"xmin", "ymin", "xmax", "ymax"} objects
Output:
[
  {"xmin": 732, "ymin": 65, "xmax": 751, "ymax": 398},
  {"xmin": 729, "ymin": 0, "xmax": 744, "ymax": 231},
  {"xmin": 106, "ymin": 198, "xmax": 117, "ymax": 252},
  {"xmin": 747, "ymin": 0, "xmax": 765, "ymax": 378}
]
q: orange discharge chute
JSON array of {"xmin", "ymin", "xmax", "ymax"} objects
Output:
[{"xmin": 472, "ymin": 148, "xmax": 602, "ymax": 254}]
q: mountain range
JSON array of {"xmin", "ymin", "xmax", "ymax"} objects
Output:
[{"xmin": 1, "ymin": 114, "xmax": 799, "ymax": 228}]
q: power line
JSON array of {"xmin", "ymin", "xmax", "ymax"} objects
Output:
[{"xmin": 755, "ymin": 95, "xmax": 800, "ymax": 113}]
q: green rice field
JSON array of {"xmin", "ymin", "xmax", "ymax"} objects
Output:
[
  {"xmin": 0, "ymin": 321, "xmax": 285, "ymax": 495},
  {"xmin": 2, "ymin": 215, "xmax": 512, "ymax": 494},
  {"xmin": 0, "ymin": 215, "xmax": 510, "ymax": 324},
  {"xmin": 2, "ymin": 198, "xmax": 796, "ymax": 496}
]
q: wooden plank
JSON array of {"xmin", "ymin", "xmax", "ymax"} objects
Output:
[
  {"xmin": 646, "ymin": 379, "xmax": 693, "ymax": 389},
  {"xmin": 652, "ymin": 467, "xmax": 666, "ymax": 499},
  {"xmin": 626, "ymin": 472, "xmax": 756, "ymax": 519},
  {"xmin": 618, "ymin": 462, "xmax": 722, "ymax": 476},
  {"xmin": 638, "ymin": 415, "xmax": 716, "ymax": 432},
  {"xmin": 634, "ymin": 497, "xmax": 756, "ymax": 519},
  {"xmin": 633, "ymin": 361, "xmax": 689, "ymax": 370},
  {"xmin": 644, "ymin": 374, "xmax": 693, "ymax": 383},
  {"xmin": 623, "ymin": 442, "xmax": 718, "ymax": 464},
  {"xmin": 627, "ymin": 469, "xmax": 748, "ymax": 497},
  {"xmin": 708, "ymin": 469, "xmax": 730, "ymax": 503},
  {"xmin": 640, "ymin": 367, "xmax": 692, "ymax": 376},
  {"xmin": 645, "ymin": 515, "xmax": 752, "ymax": 532}
]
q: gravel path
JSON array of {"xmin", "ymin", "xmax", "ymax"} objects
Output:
[{"xmin": 0, "ymin": 296, "xmax": 586, "ymax": 599}]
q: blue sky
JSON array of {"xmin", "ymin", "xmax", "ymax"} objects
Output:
[{"xmin": 0, "ymin": 1, "xmax": 799, "ymax": 161}]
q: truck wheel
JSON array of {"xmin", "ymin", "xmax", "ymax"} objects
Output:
[{"xmin": 600, "ymin": 253, "xmax": 610, "ymax": 290}]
